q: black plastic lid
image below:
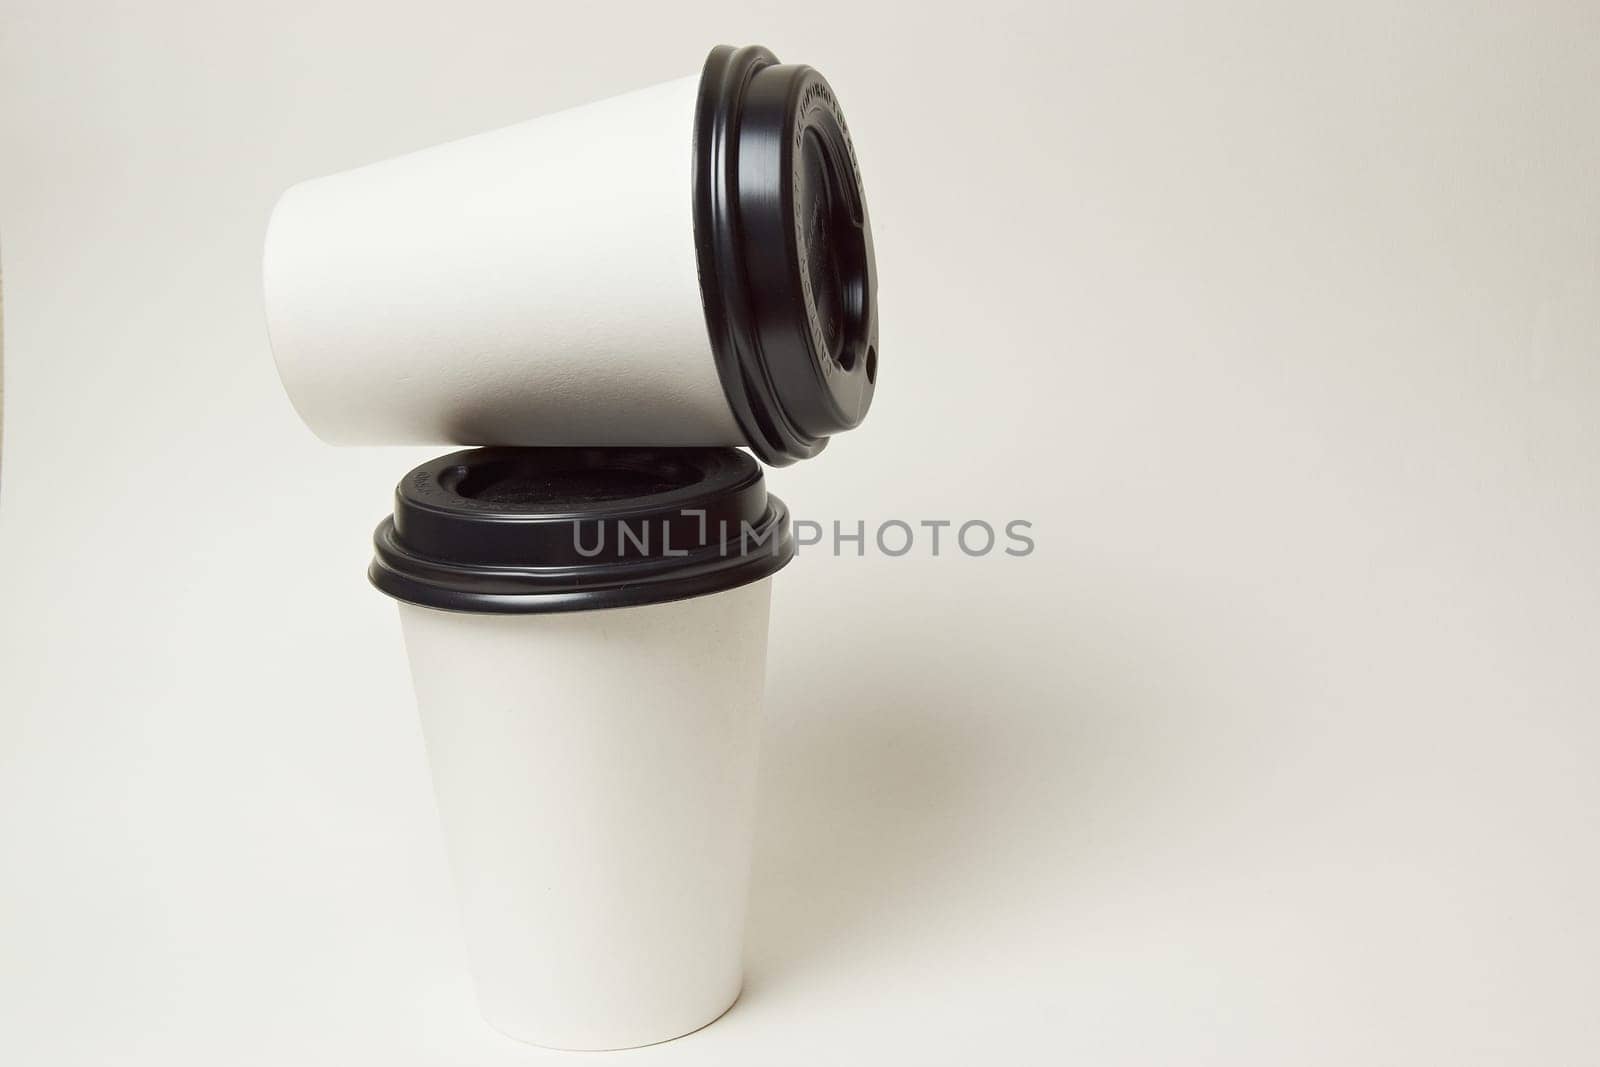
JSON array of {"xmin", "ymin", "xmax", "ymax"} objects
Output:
[
  {"xmin": 694, "ymin": 45, "xmax": 879, "ymax": 466},
  {"xmin": 370, "ymin": 447, "xmax": 796, "ymax": 614}
]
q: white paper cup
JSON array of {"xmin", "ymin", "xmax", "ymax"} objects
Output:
[
  {"xmin": 371, "ymin": 447, "xmax": 795, "ymax": 1049},
  {"xmin": 265, "ymin": 44, "xmax": 878, "ymax": 465},
  {"xmin": 399, "ymin": 578, "xmax": 771, "ymax": 1049}
]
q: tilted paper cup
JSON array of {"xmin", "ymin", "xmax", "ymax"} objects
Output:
[{"xmin": 266, "ymin": 45, "xmax": 879, "ymax": 465}]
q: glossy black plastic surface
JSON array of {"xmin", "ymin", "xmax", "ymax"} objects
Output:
[
  {"xmin": 693, "ymin": 44, "xmax": 879, "ymax": 465},
  {"xmin": 371, "ymin": 447, "xmax": 795, "ymax": 613}
]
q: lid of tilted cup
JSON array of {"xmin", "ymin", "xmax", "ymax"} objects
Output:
[
  {"xmin": 694, "ymin": 45, "xmax": 880, "ymax": 466},
  {"xmin": 370, "ymin": 447, "xmax": 796, "ymax": 614}
]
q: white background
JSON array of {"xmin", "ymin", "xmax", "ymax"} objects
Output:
[{"xmin": 2, "ymin": 2, "xmax": 1598, "ymax": 1063}]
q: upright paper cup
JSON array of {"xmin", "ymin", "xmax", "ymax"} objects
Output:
[
  {"xmin": 370, "ymin": 447, "xmax": 796, "ymax": 1050},
  {"xmin": 266, "ymin": 44, "xmax": 879, "ymax": 465}
]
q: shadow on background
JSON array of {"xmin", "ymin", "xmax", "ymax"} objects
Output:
[{"xmin": 735, "ymin": 630, "xmax": 1058, "ymax": 1003}]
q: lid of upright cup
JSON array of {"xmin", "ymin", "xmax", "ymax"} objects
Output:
[
  {"xmin": 370, "ymin": 447, "xmax": 795, "ymax": 614},
  {"xmin": 694, "ymin": 45, "xmax": 880, "ymax": 466}
]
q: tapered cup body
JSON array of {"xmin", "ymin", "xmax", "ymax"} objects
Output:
[
  {"xmin": 398, "ymin": 579, "xmax": 774, "ymax": 1050},
  {"xmin": 264, "ymin": 74, "xmax": 738, "ymax": 448}
]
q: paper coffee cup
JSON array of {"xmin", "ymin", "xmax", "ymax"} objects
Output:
[
  {"xmin": 370, "ymin": 447, "xmax": 795, "ymax": 1050},
  {"xmin": 266, "ymin": 44, "xmax": 879, "ymax": 465}
]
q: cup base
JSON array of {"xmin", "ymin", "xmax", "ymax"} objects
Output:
[{"xmin": 478, "ymin": 979, "xmax": 744, "ymax": 1052}]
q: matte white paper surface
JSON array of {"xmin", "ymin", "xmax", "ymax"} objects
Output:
[
  {"xmin": 263, "ymin": 75, "xmax": 742, "ymax": 446},
  {"xmin": 399, "ymin": 579, "xmax": 773, "ymax": 1050}
]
